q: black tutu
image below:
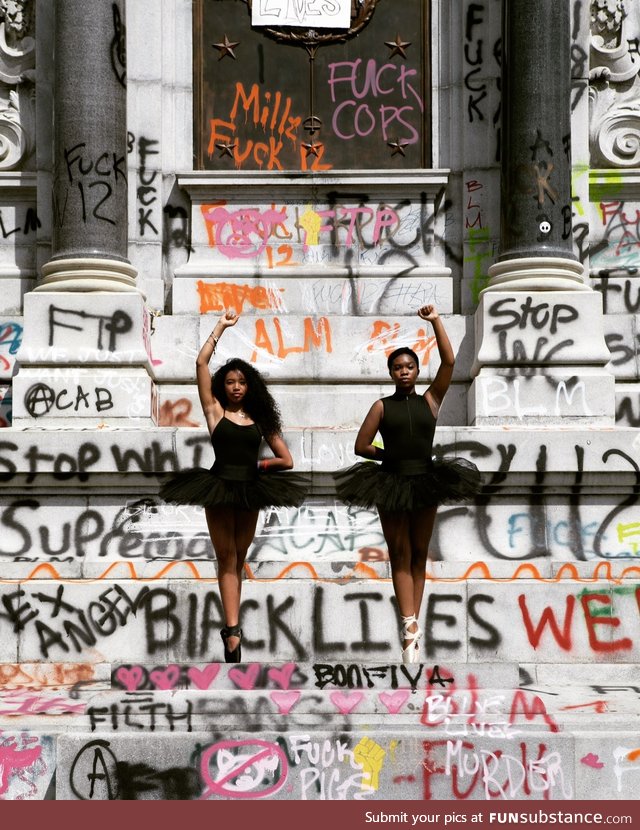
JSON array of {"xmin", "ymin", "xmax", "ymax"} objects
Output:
[
  {"xmin": 159, "ymin": 466, "xmax": 308, "ymax": 510},
  {"xmin": 334, "ymin": 458, "xmax": 481, "ymax": 512}
]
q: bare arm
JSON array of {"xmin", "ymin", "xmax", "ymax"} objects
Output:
[
  {"xmin": 196, "ymin": 310, "xmax": 239, "ymax": 433},
  {"xmin": 418, "ymin": 304, "xmax": 454, "ymax": 418},
  {"xmin": 260, "ymin": 432, "xmax": 294, "ymax": 471},
  {"xmin": 354, "ymin": 400, "xmax": 384, "ymax": 460}
]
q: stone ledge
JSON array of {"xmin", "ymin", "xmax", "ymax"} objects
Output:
[
  {"xmin": 0, "ymin": 425, "xmax": 638, "ymax": 475},
  {"xmin": 2, "ymin": 560, "xmax": 640, "ymax": 582},
  {"xmin": 177, "ymin": 168, "xmax": 451, "ymax": 198},
  {"xmin": 11, "ymin": 729, "xmax": 640, "ymax": 800},
  {"xmin": 2, "ymin": 686, "xmax": 640, "ymax": 731},
  {"xmin": 2, "ymin": 579, "xmax": 640, "ymax": 664}
]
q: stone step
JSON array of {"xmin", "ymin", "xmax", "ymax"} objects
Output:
[
  {"xmin": 2, "ymin": 579, "xmax": 640, "ymax": 664},
  {"xmin": 4, "ymin": 559, "xmax": 640, "ymax": 580},
  {"xmin": 6, "ymin": 728, "xmax": 639, "ymax": 800},
  {"xmin": 0, "ymin": 661, "xmax": 517, "ymax": 692},
  {"xmin": 149, "ymin": 312, "xmax": 474, "ymax": 383},
  {"xmin": 1, "ymin": 684, "xmax": 639, "ymax": 728},
  {"xmin": 1, "ymin": 424, "xmax": 639, "ymax": 480},
  {"xmin": 157, "ymin": 382, "xmax": 471, "ymax": 429},
  {"xmin": 3, "ymin": 467, "xmax": 640, "ymax": 565},
  {"xmin": 2, "ymin": 661, "xmax": 639, "ymax": 742},
  {"xmin": 171, "ymin": 272, "xmax": 454, "ymax": 317},
  {"xmin": 4, "ymin": 661, "xmax": 639, "ymax": 692}
]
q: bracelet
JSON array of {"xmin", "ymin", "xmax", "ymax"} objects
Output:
[
  {"xmin": 257, "ymin": 459, "xmax": 268, "ymax": 471},
  {"xmin": 207, "ymin": 334, "xmax": 219, "ymax": 347}
]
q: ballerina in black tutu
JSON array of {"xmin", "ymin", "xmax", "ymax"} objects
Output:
[
  {"xmin": 159, "ymin": 310, "xmax": 307, "ymax": 662},
  {"xmin": 334, "ymin": 304, "xmax": 480, "ymax": 664}
]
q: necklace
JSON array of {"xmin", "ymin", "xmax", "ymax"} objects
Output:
[{"xmin": 237, "ymin": 410, "xmax": 249, "ymax": 420}]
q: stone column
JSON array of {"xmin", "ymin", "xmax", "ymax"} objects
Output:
[
  {"xmin": 489, "ymin": 0, "xmax": 585, "ymax": 290},
  {"xmin": 469, "ymin": 0, "xmax": 614, "ymax": 425},
  {"xmin": 36, "ymin": 0, "xmax": 137, "ymax": 292},
  {"xmin": 12, "ymin": 0, "xmax": 156, "ymax": 427}
]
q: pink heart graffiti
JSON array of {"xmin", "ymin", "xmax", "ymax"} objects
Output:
[
  {"xmin": 114, "ymin": 666, "xmax": 144, "ymax": 691},
  {"xmin": 270, "ymin": 690, "xmax": 301, "ymax": 714},
  {"xmin": 149, "ymin": 665, "xmax": 182, "ymax": 691},
  {"xmin": 228, "ymin": 664, "xmax": 260, "ymax": 690},
  {"xmin": 187, "ymin": 664, "xmax": 221, "ymax": 690},
  {"xmin": 267, "ymin": 663, "xmax": 297, "ymax": 690},
  {"xmin": 379, "ymin": 690, "xmax": 410, "ymax": 714},
  {"xmin": 330, "ymin": 691, "xmax": 364, "ymax": 715}
]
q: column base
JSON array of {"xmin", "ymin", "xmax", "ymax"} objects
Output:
[
  {"xmin": 468, "ymin": 367, "xmax": 615, "ymax": 426},
  {"xmin": 484, "ymin": 257, "xmax": 590, "ymax": 294},
  {"xmin": 471, "ymin": 290, "xmax": 611, "ymax": 378},
  {"xmin": 35, "ymin": 257, "xmax": 141, "ymax": 294},
  {"xmin": 12, "ymin": 290, "xmax": 157, "ymax": 427},
  {"xmin": 12, "ymin": 367, "xmax": 158, "ymax": 427},
  {"xmin": 469, "ymin": 288, "xmax": 615, "ymax": 425}
]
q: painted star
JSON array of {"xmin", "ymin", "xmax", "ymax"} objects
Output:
[
  {"xmin": 213, "ymin": 35, "xmax": 239, "ymax": 60},
  {"xmin": 387, "ymin": 139, "xmax": 409, "ymax": 157},
  {"xmin": 216, "ymin": 142, "xmax": 237, "ymax": 158},
  {"xmin": 385, "ymin": 34, "xmax": 411, "ymax": 59},
  {"xmin": 302, "ymin": 141, "xmax": 322, "ymax": 158}
]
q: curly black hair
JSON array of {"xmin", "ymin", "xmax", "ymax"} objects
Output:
[{"xmin": 211, "ymin": 358, "xmax": 283, "ymax": 437}]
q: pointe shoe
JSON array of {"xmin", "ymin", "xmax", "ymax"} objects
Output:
[
  {"xmin": 220, "ymin": 624, "xmax": 243, "ymax": 663},
  {"xmin": 401, "ymin": 614, "xmax": 422, "ymax": 664}
]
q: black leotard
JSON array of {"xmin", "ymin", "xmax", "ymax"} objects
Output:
[
  {"xmin": 379, "ymin": 392, "xmax": 435, "ymax": 475},
  {"xmin": 210, "ymin": 416, "xmax": 262, "ymax": 481}
]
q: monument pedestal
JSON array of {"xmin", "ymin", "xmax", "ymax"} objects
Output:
[
  {"xmin": 469, "ymin": 289, "xmax": 614, "ymax": 426},
  {"xmin": 13, "ymin": 292, "xmax": 157, "ymax": 426}
]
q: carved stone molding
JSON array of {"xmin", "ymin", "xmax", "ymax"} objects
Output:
[
  {"xmin": 0, "ymin": 0, "xmax": 35, "ymax": 171},
  {"xmin": 591, "ymin": 104, "xmax": 640, "ymax": 167},
  {"xmin": 589, "ymin": 0, "xmax": 640, "ymax": 167},
  {"xmin": 590, "ymin": 0, "xmax": 636, "ymax": 82},
  {"xmin": 0, "ymin": 85, "xmax": 33, "ymax": 168},
  {"xmin": 0, "ymin": 1, "xmax": 35, "ymax": 84}
]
